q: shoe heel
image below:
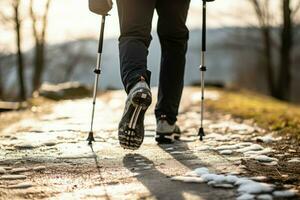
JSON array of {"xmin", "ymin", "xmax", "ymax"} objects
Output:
[{"xmin": 131, "ymin": 90, "xmax": 152, "ymax": 109}]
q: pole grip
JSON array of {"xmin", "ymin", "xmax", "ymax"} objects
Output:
[
  {"xmin": 202, "ymin": 0, "xmax": 206, "ymax": 52},
  {"xmin": 98, "ymin": 15, "xmax": 106, "ymax": 54}
]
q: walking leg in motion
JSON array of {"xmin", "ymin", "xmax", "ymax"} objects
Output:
[
  {"xmin": 117, "ymin": 0, "xmax": 155, "ymax": 150},
  {"xmin": 155, "ymin": 0, "xmax": 190, "ymax": 144}
]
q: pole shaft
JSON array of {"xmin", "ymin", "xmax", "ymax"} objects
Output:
[
  {"xmin": 202, "ymin": 0, "xmax": 207, "ymax": 52},
  {"xmin": 90, "ymin": 15, "xmax": 106, "ymax": 133}
]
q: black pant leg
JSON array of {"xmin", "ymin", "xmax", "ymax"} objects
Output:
[
  {"xmin": 117, "ymin": 0, "xmax": 156, "ymax": 93},
  {"xmin": 155, "ymin": 0, "xmax": 190, "ymax": 124}
]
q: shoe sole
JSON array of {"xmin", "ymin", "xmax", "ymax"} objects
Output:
[
  {"xmin": 155, "ymin": 132, "xmax": 181, "ymax": 144},
  {"xmin": 119, "ymin": 89, "xmax": 152, "ymax": 150}
]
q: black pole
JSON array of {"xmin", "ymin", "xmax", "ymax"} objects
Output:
[
  {"xmin": 202, "ymin": 0, "xmax": 206, "ymax": 52},
  {"xmin": 98, "ymin": 15, "xmax": 106, "ymax": 54}
]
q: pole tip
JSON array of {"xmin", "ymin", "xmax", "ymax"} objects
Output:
[
  {"xmin": 198, "ymin": 127, "xmax": 205, "ymax": 141},
  {"xmin": 87, "ymin": 131, "xmax": 95, "ymax": 145}
]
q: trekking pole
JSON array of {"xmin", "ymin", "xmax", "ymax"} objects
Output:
[
  {"xmin": 87, "ymin": 15, "xmax": 107, "ymax": 145},
  {"xmin": 198, "ymin": 0, "xmax": 214, "ymax": 141}
]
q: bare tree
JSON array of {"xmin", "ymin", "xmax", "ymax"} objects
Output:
[
  {"xmin": 30, "ymin": 0, "xmax": 52, "ymax": 91},
  {"xmin": 249, "ymin": 0, "xmax": 300, "ymax": 100},
  {"xmin": 0, "ymin": 0, "xmax": 27, "ymax": 101}
]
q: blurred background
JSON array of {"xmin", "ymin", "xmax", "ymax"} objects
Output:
[{"xmin": 0, "ymin": 0, "xmax": 299, "ymax": 103}]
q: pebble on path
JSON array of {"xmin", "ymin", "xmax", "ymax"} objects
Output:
[
  {"xmin": 237, "ymin": 193, "xmax": 255, "ymax": 200},
  {"xmin": 0, "ymin": 175, "xmax": 27, "ymax": 180},
  {"xmin": 11, "ymin": 168, "xmax": 30, "ymax": 174},
  {"xmin": 7, "ymin": 182, "xmax": 33, "ymax": 189},
  {"xmin": 33, "ymin": 166, "xmax": 46, "ymax": 171},
  {"xmin": 212, "ymin": 183, "xmax": 234, "ymax": 189},
  {"xmin": 256, "ymin": 194, "xmax": 273, "ymax": 200},
  {"xmin": 0, "ymin": 167, "xmax": 6, "ymax": 174},
  {"xmin": 287, "ymin": 158, "xmax": 300, "ymax": 163},
  {"xmin": 219, "ymin": 150, "xmax": 233, "ymax": 155}
]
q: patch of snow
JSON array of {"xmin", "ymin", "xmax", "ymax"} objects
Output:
[
  {"xmin": 11, "ymin": 168, "xmax": 30, "ymax": 174},
  {"xmin": 219, "ymin": 150, "xmax": 233, "ymax": 155},
  {"xmin": 287, "ymin": 158, "xmax": 300, "ymax": 163},
  {"xmin": 193, "ymin": 167, "xmax": 210, "ymax": 176},
  {"xmin": 206, "ymin": 133, "xmax": 230, "ymax": 141},
  {"xmin": 215, "ymin": 144, "xmax": 240, "ymax": 151},
  {"xmin": 273, "ymin": 190, "xmax": 297, "ymax": 198},
  {"xmin": 237, "ymin": 193, "xmax": 255, "ymax": 200},
  {"xmin": 0, "ymin": 175, "xmax": 27, "ymax": 180},
  {"xmin": 256, "ymin": 135, "xmax": 275, "ymax": 143},
  {"xmin": 0, "ymin": 167, "xmax": 6, "ymax": 174},
  {"xmin": 243, "ymin": 148, "xmax": 274, "ymax": 156},
  {"xmin": 256, "ymin": 194, "xmax": 273, "ymax": 200},
  {"xmin": 237, "ymin": 144, "xmax": 264, "ymax": 153},
  {"xmin": 250, "ymin": 155, "xmax": 278, "ymax": 163},
  {"xmin": 238, "ymin": 181, "xmax": 274, "ymax": 194},
  {"xmin": 7, "ymin": 182, "xmax": 33, "ymax": 189},
  {"xmin": 171, "ymin": 176, "xmax": 206, "ymax": 183},
  {"xmin": 212, "ymin": 183, "xmax": 234, "ymax": 188}
]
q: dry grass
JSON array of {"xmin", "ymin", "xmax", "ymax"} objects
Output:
[{"xmin": 206, "ymin": 88, "xmax": 300, "ymax": 140}]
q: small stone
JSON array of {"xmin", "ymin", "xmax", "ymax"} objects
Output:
[
  {"xmin": 44, "ymin": 141, "xmax": 57, "ymax": 146},
  {"xmin": 250, "ymin": 176, "xmax": 268, "ymax": 181},
  {"xmin": 287, "ymin": 158, "xmax": 300, "ymax": 163},
  {"xmin": 33, "ymin": 166, "xmax": 46, "ymax": 171},
  {"xmin": 7, "ymin": 182, "xmax": 33, "ymax": 189},
  {"xmin": 257, "ymin": 194, "xmax": 273, "ymax": 200},
  {"xmin": 237, "ymin": 193, "xmax": 255, "ymax": 200},
  {"xmin": 0, "ymin": 167, "xmax": 6, "ymax": 174},
  {"xmin": 11, "ymin": 168, "xmax": 30, "ymax": 174},
  {"xmin": 0, "ymin": 175, "xmax": 27, "ymax": 180},
  {"xmin": 273, "ymin": 190, "xmax": 297, "ymax": 198},
  {"xmin": 3, "ymin": 167, "xmax": 12, "ymax": 170},
  {"xmin": 219, "ymin": 150, "xmax": 233, "ymax": 155},
  {"xmin": 14, "ymin": 143, "xmax": 36, "ymax": 149},
  {"xmin": 212, "ymin": 183, "xmax": 234, "ymax": 189},
  {"xmin": 253, "ymin": 155, "xmax": 278, "ymax": 163}
]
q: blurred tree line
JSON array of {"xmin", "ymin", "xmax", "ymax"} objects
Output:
[
  {"xmin": 0, "ymin": 0, "xmax": 299, "ymax": 102},
  {"xmin": 249, "ymin": 0, "xmax": 300, "ymax": 101},
  {"xmin": 0, "ymin": 0, "xmax": 51, "ymax": 101}
]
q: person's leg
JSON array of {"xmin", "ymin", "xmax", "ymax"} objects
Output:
[
  {"xmin": 155, "ymin": 0, "xmax": 190, "ymax": 124},
  {"xmin": 117, "ymin": 0, "xmax": 156, "ymax": 150},
  {"xmin": 117, "ymin": 0, "xmax": 156, "ymax": 93}
]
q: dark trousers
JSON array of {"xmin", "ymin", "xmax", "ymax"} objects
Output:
[{"xmin": 117, "ymin": 0, "xmax": 190, "ymax": 124}]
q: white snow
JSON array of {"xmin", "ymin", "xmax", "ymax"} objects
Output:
[
  {"xmin": 243, "ymin": 148, "xmax": 274, "ymax": 156},
  {"xmin": 237, "ymin": 193, "xmax": 255, "ymax": 200},
  {"xmin": 273, "ymin": 190, "xmax": 297, "ymax": 197},
  {"xmin": 171, "ymin": 176, "xmax": 206, "ymax": 183},
  {"xmin": 237, "ymin": 144, "xmax": 264, "ymax": 153},
  {"xmin": 174, "ymin": 167, "xmax": 275, "ymax": 197},
  {"xmin": 287, "ymin": 158, "xmax": 300, "ymax": 163},
  {"xmin": 256, "ymin": 135, "xmax": 275, "ymax": 143},
  {"xmin": 0, "ymin": 167, "xmax": 6, "ymax": 174},
  {"xmin": 256, "ymin": 194, "xmax": 273, "ymax": 200},
  {"xmin": 250, "ymin": 155, "xmax": 278, "ymax": 163},
  {"xmin": 215, "ymin": 144, "xmax": 240, "ymax": 151},
  {"xmin": 205, "ymin": 133, "xmax": 230, "ymax": 141},
  {"xmin": 219, "ymin": 150, "xmax": 233, "ymax": 155},
  {"xmin": 193, "ymin": 167, "xmax": 210, "ymax": 176},
  {"xmin": 238, "ymin": 181, "xmax": 274, "ymax": 194}
]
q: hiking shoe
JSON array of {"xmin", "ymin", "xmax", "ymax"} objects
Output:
[
  {"xmin": 155, "ymin": 119, "xmax": 181, "ymax": 144},
  {"xmin": 118, "ymin": 80, "xmax": 152, "ymax": 150}
]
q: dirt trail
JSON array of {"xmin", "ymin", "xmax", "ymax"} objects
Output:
[{"xmin": 0, "ymin": 88, "xmax": 298, "ymax": 199}]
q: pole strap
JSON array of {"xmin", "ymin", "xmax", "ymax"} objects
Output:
[
  {"xmin": 200, "ymin": 66, "xmax": 207, "ymax": 71},
  {"xmin": 94, "ymin": 69, "xmax": 101, "ymax": 74}
]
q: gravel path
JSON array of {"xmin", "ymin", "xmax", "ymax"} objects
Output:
[{"xmin": 0, "ymin": 88, "xmax": 298, "ymax": 200}]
